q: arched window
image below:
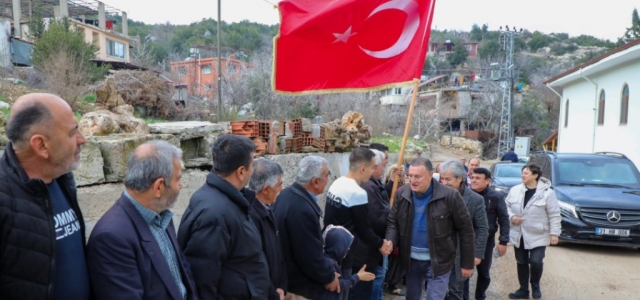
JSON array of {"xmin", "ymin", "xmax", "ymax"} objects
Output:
[
  {"xmin": 598, "ymin": 90, "xmax": 605, "ymax": 125},
  {"xmin": 564, "ymin": 99, "xmax": 569, "ymax": 127},
  {"xmin": 621, "ymin": 84, "xmax": 629, "ymax": 124}
]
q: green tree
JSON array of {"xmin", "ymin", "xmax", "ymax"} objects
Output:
[
  {"xmin": 528, "ymin": 32, "xmax": 551, "ymax": 52},
  {"xmin": 447, "ymin": 43, "xmax": 468, "ymax": 68},
  {"xmin": 26, "ymin": 3, "xmax": 46, "ymax": 39},
  {"xmin": 31, "ymin": 18, "xmax": 109, "ymax": 106},
  {"xmin": 623, "ymin": 8, "xmax": 640, "ymax": 43},
  {"xmin": 470, "ymin": 24, "xmax": 483, "ymax": 41},
  {"xmin": 478, "ymin": 40, "xmax": 500, "ymax": 61}
]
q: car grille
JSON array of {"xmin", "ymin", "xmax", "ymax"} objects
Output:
[{"xmin": 579, "ymin": 207, "xmax": 640, "ymax": 228}]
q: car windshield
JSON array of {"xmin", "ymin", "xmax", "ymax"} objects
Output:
[
  {"xmin": 556, "ymin": 158, "xmax": 640, "ymax": 187},
  {"xmin": 495, "ymin": 164, "xmax": 524, "ymax": 178}
]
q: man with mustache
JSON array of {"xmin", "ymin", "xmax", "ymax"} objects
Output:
[{"xmin": 87, "ymin": 141, "xmax": 197, "ymax": 300}]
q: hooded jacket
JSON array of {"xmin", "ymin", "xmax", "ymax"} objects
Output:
[
  {"xmin": 505, "ymin": 177, "xmax": 562, "ymax": 249},
  {"xmin": 316, "ymin": 225, "xmax": 360, "ymax": 300}
]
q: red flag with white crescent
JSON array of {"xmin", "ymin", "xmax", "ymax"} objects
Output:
[{"xmin": 272, "ymin": 0, "xmax": 436, "ymax": 94}]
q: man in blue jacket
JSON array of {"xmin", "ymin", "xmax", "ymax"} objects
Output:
[
  {"xmin": 501, "ymin": 148, "xmax": 519, "ymax": 162},
  {"xmin": 87, "ymin": 140, "xmax": 197, "ymax": 300}
]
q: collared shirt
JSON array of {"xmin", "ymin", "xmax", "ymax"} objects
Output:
[
  {"xmin": 124, "ymin": 191, "xmax": 186, "ymax": 299},
  {"xmin": 306, "ymin": 190, "xmax": 319, "ymax": 202}
]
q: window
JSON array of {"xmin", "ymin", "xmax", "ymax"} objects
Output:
[
  {"xmin": 202, "ymin": 65, "xmax": 212, "ymax": 74},
  {"xmin": 564, "ymin": 99, "xmax": 569, "ymax": 127},
  {"xmin": 177, "ymin": 66, "xmax": 186, "ymax": 77},
  {"xmin": 597, "ymin": 90, "xmax": 605, "ymax": 125},
  {"xmin": 621, "ymin": 84, "xmax": 629, "ymax": 124},
  {"xmin": 106, "ymin": 39, "xmax": 125, "ymax": 59},
  {"xmin": 465, "ymin": 44, "xmax": 472, "ymax": 51},
  {"xmin": 393, "ymin": 88, "xmax": 402, "ymax": 95},
  {"xmin": 204, "ymin": 84, "xmax": 212, "ymax": 91}
]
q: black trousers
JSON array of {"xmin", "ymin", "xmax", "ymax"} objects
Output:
[
  {"xmin": 470, "ymin": 234, "xmax": 495, "ymax": 300},
  {"xmin": 514, "ymin": 240, "xmax": 546, "ymax": 289}
]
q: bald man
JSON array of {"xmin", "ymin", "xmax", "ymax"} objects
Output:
[{"xmin": 0, "ymin": 93, "xmax": 89, "ymax": 300}]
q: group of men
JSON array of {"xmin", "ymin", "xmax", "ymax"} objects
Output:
[{"xmin": 0, "ymin": 93, "xmax": 511, "ymax": 300}]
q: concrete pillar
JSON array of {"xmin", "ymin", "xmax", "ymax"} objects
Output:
[
  {"xmin": 98, "ymin": 1, "xmax": 105, "ymax": 30},
  {"xmin": 12, "ymin": 0, "xmax": 21, "ymax": 38},
  {"xmin": 59, "ymin": 0, "xmax": 68, "ymax": 17},
  {"xmin": 53, "ymin": 6, "xmax": 60, "ymax": 18},
  {"xmin": 121, "ymin": 11, "xmax": 128, "ymax": 36}
]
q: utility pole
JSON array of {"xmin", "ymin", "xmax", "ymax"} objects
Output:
[
  {"xmin": 216, "ymin": 0, "xmax": 222, "ymax": 122},
  {"xmin": 496, "ymin": 25, "xmax": 523, "ymax": 159}
]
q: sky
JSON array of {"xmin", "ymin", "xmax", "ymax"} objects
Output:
[{"xmin": 106, "ymin": 0, "xmax": 637, "ymax": 41}]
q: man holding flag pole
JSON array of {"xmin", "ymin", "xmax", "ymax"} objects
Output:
[{"xmin": 273, "ymin": 1, "xmax": 475, "ymax": 299}]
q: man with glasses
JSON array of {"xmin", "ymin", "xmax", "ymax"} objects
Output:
[{"xmin": 385, "ymin": 157, "xmax": 475, "ymax": 300}]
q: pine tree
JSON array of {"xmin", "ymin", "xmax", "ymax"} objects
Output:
[{"xmin": 623, "ymin": 8, "xmax": 640, "ymax": 43}]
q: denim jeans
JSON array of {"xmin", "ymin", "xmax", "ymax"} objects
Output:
[
  {"xmin": 406, "ymin": 259, "xmax": 451, "ymax": 300},
  {"xmin": 370, "ymin": 256, "xmax": 388, "ymax": 300}
]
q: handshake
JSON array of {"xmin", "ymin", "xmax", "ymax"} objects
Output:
[{"xmin": 379, "ymin": 239, "xmax": 393, "ymax": 256}]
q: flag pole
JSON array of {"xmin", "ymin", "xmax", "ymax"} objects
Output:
[{"xmin": 389, "ymin": 78, "xmax": 420, "ymax": 207}]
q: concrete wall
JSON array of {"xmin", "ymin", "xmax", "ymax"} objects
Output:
[{"xmin": 558, "ymin": 58, "xmax": 640, "ymax": 167}]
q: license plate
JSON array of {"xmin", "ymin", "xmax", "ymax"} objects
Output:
[{"xmin": 595, "ymin": 227, "xmax": 630, "ymax": 237}]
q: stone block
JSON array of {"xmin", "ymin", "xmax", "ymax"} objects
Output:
[
  {"xmin": 91, "ymin": 134, "xmax": 180, "ymax": 182},
  {"xmin": 74, "ymin": 141, "xmax": 105, "ymax": 186},
  {"xmin": 149, "ymin": 121, "xmax": 225, "ymax": 166}
]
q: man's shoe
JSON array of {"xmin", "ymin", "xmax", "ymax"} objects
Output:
[
  {"xmin": 531, "ymin": 284, "xmax": 542, "ymax": 299},
  {"xmin": 508, "ymin": 289, "xmax": 530, "ymax": 299}
]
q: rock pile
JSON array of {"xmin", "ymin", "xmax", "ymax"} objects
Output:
[{"xmin": 79, "ymin": 78, "xmax": 148, "ymax": 136}]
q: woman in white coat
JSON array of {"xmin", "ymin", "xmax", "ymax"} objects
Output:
[{"xmin": 505, "ymin": 164, "xmax": 561, "ymax": 300}]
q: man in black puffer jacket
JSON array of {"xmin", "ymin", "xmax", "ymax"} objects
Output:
[{"xmin": 0, "ymin": 94, "xmax": 89, "ymax": 300}]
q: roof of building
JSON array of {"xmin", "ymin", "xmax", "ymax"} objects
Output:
[{"xmin": 544, "ymin": 38, "xmax": 640, "ymax": 86}]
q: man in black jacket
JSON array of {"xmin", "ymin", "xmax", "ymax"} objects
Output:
[
  {"xmin": 248, "ymin": 158, "xmax": 287, "ymax": 300},
  {"xmin": 273, "ymin": 156, "xmax": 340, "ymax": 300},
  {"xmin": 352, "ymin": 149, "xmax": 391, "ymax": 300},
  {"xmin": 0, "ymin": 93, "xmax": 89, "ymax": 300},
  {"xmin": 385, "ymin": 157, "xmax": 475, "ymax": 300},
  {"xmin": 178, "ymin": 134, "xmax": 271, "ymax": 299},
  {"xmin": 470, "ymin": 167, "xmax": 511, "ymax": 300},
  {"xmin": 324, "ymin": 148, "xmax": 389, "ymax": 300}
]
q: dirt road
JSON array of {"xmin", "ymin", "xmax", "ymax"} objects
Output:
[{"xmin": 384, "ymin": 241, "xmax": 640, "ymax": 300}]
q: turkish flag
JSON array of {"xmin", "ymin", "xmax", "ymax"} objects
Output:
[{"xmin": 273, "ymin": 0, "xmax": 436, "ymax": 94}]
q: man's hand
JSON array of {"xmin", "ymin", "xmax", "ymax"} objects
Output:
[
  {"xmin": 550, "ymin": 235, "xmax": 559, "ymax": 245},
  {"xmin": 474, "ymin": 258, "xmax": 482, "ymax": 266},
  {"xmin": 277, "ymin": 288, "xmax": 285, "ymax": 300},
  {"xmin": 496, "ymin": 244, "xmax": 507, "ymax": 257},
  {"xmin": 393, "ymin": 167, "xmax": 404, "ymax": 178},
  {"xmin": 511, "ymin": 216, "xmax": 523, "ymax": 225},
  {"xmin": 461, "ymin": 268, "xmax": 473, "ymax": 278},
  {"xmin": 324, "ymin": 273, "xmax": 341, "ymax": 293},
  {"xmin": 379, "ymin": 239, "xmax": 393, "ymax": 256}
]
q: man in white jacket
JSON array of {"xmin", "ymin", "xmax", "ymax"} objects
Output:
[{"xmin": 504, "ymin": 164, "xmax": 561, "ymax": 300}]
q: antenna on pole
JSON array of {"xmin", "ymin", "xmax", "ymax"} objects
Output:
[{"xmin": 497, "ymin": 25, "xmax": 524, "ymax": 159}]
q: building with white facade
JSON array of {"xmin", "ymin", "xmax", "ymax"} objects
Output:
[{"xmin": 545, "ymin": 39, "xmax": 640, "ymax": 167}]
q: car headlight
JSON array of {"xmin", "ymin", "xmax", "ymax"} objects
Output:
[
  {"xmin": 493, "ymin": 186, "xmax": 510, "ymax": 194},
  {"xmin": 558, "ymin": 200, "xmax": 579, "ymax": 219}
]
